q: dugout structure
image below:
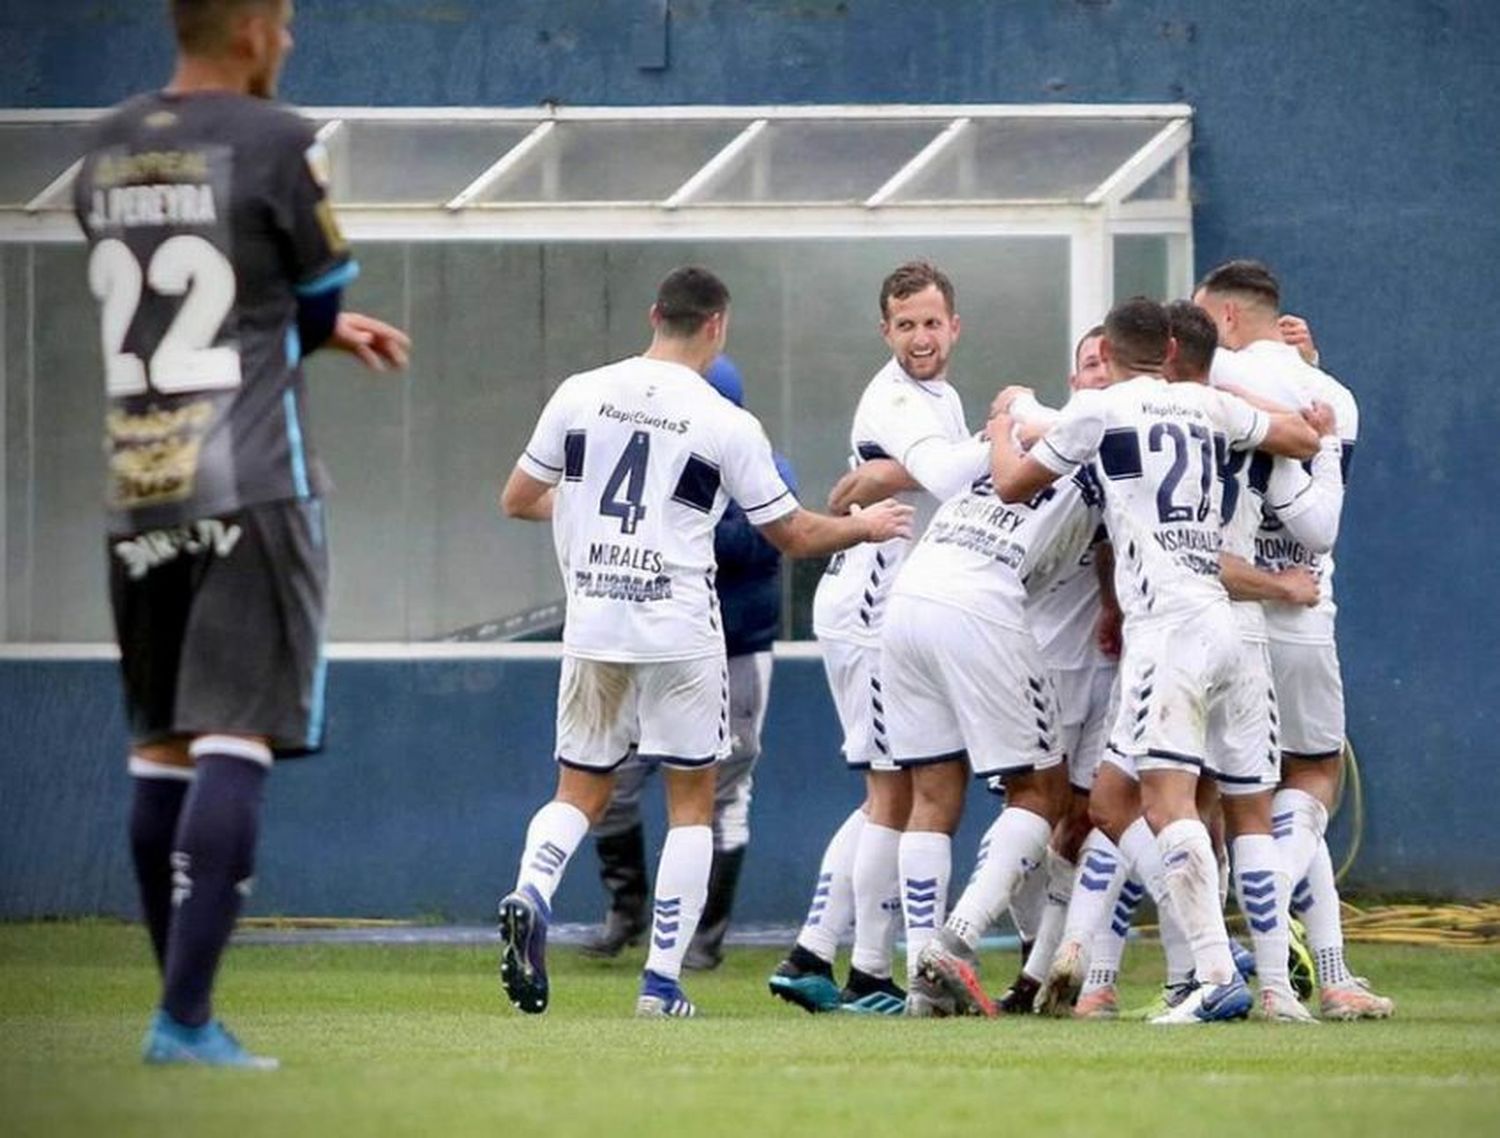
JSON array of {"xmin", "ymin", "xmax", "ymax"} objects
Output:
[{"xmin": 0, "ymin": 104, "xmax": 1192, "ymax": 643}]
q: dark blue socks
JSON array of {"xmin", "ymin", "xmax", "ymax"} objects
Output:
[{"xmin": 160, "ymin": 745, "xmax": 269, "ymax": 1027}]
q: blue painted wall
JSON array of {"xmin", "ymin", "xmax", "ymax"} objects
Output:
[
  {"xmin": 3, "ymin": 1, "xmax": 1498, "ymax": 906},
  {"xmin": 0, "ymin": 656, "xmax": 1406, "ymax": 923}
]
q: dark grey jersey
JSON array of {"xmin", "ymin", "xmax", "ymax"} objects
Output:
[{"xmin": 74, "ymin": 91, "xmax": 357, "ymax": 534}]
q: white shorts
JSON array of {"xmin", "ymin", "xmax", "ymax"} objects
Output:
[
  {"xmin": 1268, "ymin": 639, "xmax": 1346, "ymax": 758},
  {"xmin": 883, "ymin": 596, "xmax": 1065, "ymax": 779},
  {"xmin": 819, "ymin": 638, "xmax": 894, "ymax": 772},
  {"xmin": 1111, "ymin": 606, "xmax": 1238, "ymax": 776},
  {"xmin": 1054, "ymin": 661, "xmax": 1118, "ymax": 792},
  {"xmin": 555, "ymin": 654, "xmax": 728, "ymax": 771},
  {"xmin": 1205, "ymin": 639, "xmax": 1281, "ymax": 797}
]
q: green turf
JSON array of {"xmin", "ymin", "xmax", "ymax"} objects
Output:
[{"xmin": 2, "ymin": 923, "xmax": 1498, "ymax": 1138}]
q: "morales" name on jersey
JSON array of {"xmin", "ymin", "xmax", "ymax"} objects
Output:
[{"xmin": 588, "ymin": 542, "xmax": 664, "ymax": 573}]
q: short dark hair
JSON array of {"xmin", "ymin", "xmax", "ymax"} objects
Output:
[
  {"xmin": 1103, "ymin": 297, "xmax": 1170, "ymax": 372},
  {"xmin": 1196, "ymin": 259, "xmax": 1281, "ymax": 312},
  {"xmin": 879, "ymin": 260, "xmax": 955, "ymax": 320},
  {"xmin": 170, "ymin": 0, "xmax": 278, "ymax": 54},
  {"xmin": 654, "ymin": 266, "xmax": 731, "ymax": 338},
  {"xmin": 1165, "ymin": 300, "xmax": 1218, "ymax": 379},
  {"xmin": 1074, "ymin": 323, "xmax": 1106, "ymax": 368}
]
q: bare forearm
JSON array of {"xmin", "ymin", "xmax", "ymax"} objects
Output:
[
  {"xmin": 762, "ymin": 509, "xmax": 873, "ymax": 558},
  {"xmin": 1220, "ymin": 554, "xmax": 1297, "ymax": 602}
]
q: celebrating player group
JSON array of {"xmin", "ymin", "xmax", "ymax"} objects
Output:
[
  {"xmin": 761, "ymin": 260, "xmax": 1390, "ymax": 1025},
  {"xmin": 77, "ymin": 0, "xmax": 1389, "ymax": 1070}
]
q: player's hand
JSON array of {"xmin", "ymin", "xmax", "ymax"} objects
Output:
[
  {"xmin": 828, "ymin": 459, "xmax": 917, "ymax": 515},
  {"xmin": 331, "ymin": 311, "xmax": 411, "ymax": 371},
  {"xmin": 1014, "ymin": 418, "xmax": 1048, "ymax": 452},
  {"xmin": 1303, "ymin": 400, "xmax": 1337, "ymax": 437},
  {"xmin": 1095, "ymin": 602, "xmax": 1123, "ymax": 659},
  {"xmin": 856, "ymin": 498, "xmax": 915, "ymax": 543},
  {"xmin": 1277, "ymin": 566, "xmax": 1320, "ymax": 607},
  {"xmin": 1278, "ymin": 314, "xmax": 1319, "ymax": 365},
  {"xmin": 988, "ymin": 410, "xmax": 1016, "ymax": 447},
  {"xmin": 990, "ymin": 384, "xmax": 1035, "ymax": 419}
]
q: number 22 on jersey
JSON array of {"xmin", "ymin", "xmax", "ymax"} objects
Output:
[{"xmin": 88, "ymin": 235, "xmax": 241, "ymax": 397}]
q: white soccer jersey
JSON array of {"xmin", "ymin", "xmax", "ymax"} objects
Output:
[
  {"xmin": 1010, "ymin": 397, "xmax": 1112, "ymax": 671},
  {"xmin": 812, "ymin": 358, "xmax": 980, "ymax": 646},
  {"xmin": 1026, "ymin": 517, "xmax": 1110, "ymax": 671},
  {"xmin": 1211, "ymin": 342, "xmax": 1357, "ymax": 645},
  {"xmin": 892, "ymin": 465, "xmax": 1105, "ymax": 632},
  {"xmin": 517, "ymin": 356, "xmax": 797, "ymax": 663},
  {"xmin": 1033, "ymin": 377, "xmax": 1270, "ymax": 629}
]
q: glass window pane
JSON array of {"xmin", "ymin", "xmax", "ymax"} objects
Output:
[
  {"xmin": 479, "ymin": 120, "xmax": 751, "ymax": 203},
  {"xmin": 1125, "ymin": 152, "xmax": 1182, "ymax": 203},
  {"xmin": 1114, "ymin": 234, "xmax": 1171, "ymax": 302},
  {"xmin": 0, "ymin": 124, "xmax": 92, "ymax": 206},
  {"xmin": 890, "ymin": 119, "xmax": 1163, "ymax": 202},
  {"xmin": 330, "ymin": 121, "xmax": 537, "ymax": 205},
  {"xmin": 695, "ymin": 120, "xmax": 942, "ymax": 203}
]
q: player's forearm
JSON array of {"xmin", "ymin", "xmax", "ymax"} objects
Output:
[
  {"xmin": 1219, "ymin": 553, "xmax": 1300, "ymax": 603},
  {"xmin": 760, "ymin": 508, "xmax": 874, "ymax": 559},
  {"xmin": 989, "ymin": 428, "xmax": 1059, "ymax": 503},
  {"xmin": 1260, "ymin": 411, "xmax": 1320, "ymax": 460}
]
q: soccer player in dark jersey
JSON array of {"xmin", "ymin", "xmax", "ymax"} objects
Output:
[{"xmin": 73, "ymin": 0, "xmax": 409, "ymax": 1068}]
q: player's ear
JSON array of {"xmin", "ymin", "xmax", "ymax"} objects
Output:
[{"xmin": 949, "ymin": 313, "xmax": 961, "ymax": 342}]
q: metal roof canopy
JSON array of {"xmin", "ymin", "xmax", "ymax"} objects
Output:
[{"xmin": 0, "ymin": 103, "xmax": 1194, "ymax": 345}]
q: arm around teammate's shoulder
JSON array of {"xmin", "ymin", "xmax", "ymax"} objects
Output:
[
  {"xmin": 1258, "ymin": 409, "xmax": 1320, "ymax": 460},
  {"xmin": 756, "ymin": 500, "xmax": 913, "ymax": 559}
]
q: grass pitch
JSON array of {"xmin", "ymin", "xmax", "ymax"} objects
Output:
[{"xmin": 2, "ymin": 923, "xmax": 1498, "ymax": 1138}]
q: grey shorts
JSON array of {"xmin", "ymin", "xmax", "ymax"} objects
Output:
[{"xmin": 108, "ymin": 497, "xmax": 329, "ymax": 757}]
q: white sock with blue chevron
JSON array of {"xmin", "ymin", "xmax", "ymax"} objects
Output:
[
  {"xmin": 1158, "ymin": 818, "xmax": 1236, "ymax": 986},
  {"xmin": 1299, "ymin": 839, "xmax": 1355, "ymax": 987},
  {"xmin": 1118, "ymin": 817, "xmax": 1194, "ymax": 984},
  {"xmin": 1271, "ymin": 787, "xmax": 1327, "ymax": 884},
  {"xmin": 644, "ymin": 824, "xmax": 712, "ymax": 982},
  {"xmin": 898, "ymin": 830, "xmax": 950, "ymax": 982},
  {"xmin": 851, "ymin": 823, "xmax": 902, "ymax": 978},
  {"xmin": 796, "ymin": 807, "xmax": 865, "ymax": 963},
  {"xmin": 1008, "ymin": 845, "xmax": 1048, "ymax": 946},
  {"xmin": 1082, "ymin": 874, "xmax": 1145, "ymax": 995},
  {"xmin": 947, "ymin": 808, "xmax": 1052, "ymax": 951},
  {"xmin": 515, "ymin": 800, "xmax": 591, "ymax": 907},
  {"xmin": 1232, "ymin": 833, "xmax": 1291, "ymax": 993},
  {"xmin": 1022, "ymin": 850, "xmax": 1074, "ymax": 983},
  {"xmin": 1061, "ymin": 830, "xmax": 1127, "ymax": 953}
]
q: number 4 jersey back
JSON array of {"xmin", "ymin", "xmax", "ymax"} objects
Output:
[
  {"xmin": 74, "ymin": 92, "xmax": 356, "ymax": 534},
  {"xmin": 517, "ymin": 357, "xmax": 798, "ymax": 663}
]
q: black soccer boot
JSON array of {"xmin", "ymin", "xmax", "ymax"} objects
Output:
[
  {"xmin": 579, "ymin": 823, "xmax": 650, "ymax": 959},
  {"xmin": 684, "ymin": 845, "xmax": 746, "ymax": 971}
]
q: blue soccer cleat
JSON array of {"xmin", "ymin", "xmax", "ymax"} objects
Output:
[
  {"xmin": 768, "ymin": 955, "xmax": 843, "ymax": 1014},
  {"xmin": 840, "ymin": 969, "xmax": 907, "ymax": 1016},
  {"xmin": 636, "ymin": 969, "xmax": 697, "ymax": 1017},
  {"xmin": 1150, "ymin": 975, "xmax": 1253, "ymax": 1025},
  {"xmin": 141, "ymin": 1010, "xmax": 278, "ymax": 1070},
  {"xmin": 1230, "ymin": 936, "xmax": 1257, "ymax": 981},
  {"xmin": 498, "ymin": 885, "xmax": 551, "ymax": 1015}
]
